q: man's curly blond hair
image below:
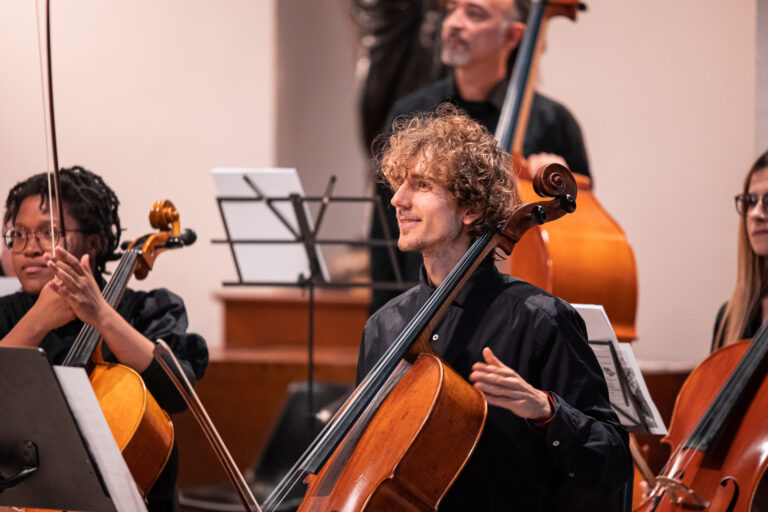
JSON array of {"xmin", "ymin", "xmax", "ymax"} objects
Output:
[{"xmin": 377, "ymin": 103, "xmax": 518, "ymax": 238}]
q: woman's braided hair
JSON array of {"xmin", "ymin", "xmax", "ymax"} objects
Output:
[{"xmin": 4, "ymin": 166, "xmax": 121, "ymax": 274}]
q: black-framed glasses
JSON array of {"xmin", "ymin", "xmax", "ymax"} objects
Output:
[
  {"xmin": 734, "ymin": 193, "xmax": 768, "ymax": 216},
  {"xmin": 3, "ymin": 226, "xmax": 82, "ymax": 253}
]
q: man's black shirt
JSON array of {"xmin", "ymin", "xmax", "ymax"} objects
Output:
[{"xmin": 357, "ymin": 260, "xmax": 632, "ymax": 511}]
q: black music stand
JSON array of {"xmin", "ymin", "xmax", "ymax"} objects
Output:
[
  {"xmin": 212, "ymin": 170, "xmax": 415, "ymax": 414},
  {"xmin": 0, "ymin": 347, "xmax": 146, "ymax": 512}
]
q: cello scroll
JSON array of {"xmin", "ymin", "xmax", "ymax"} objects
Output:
[{"xmin": 497, "ymin": 162, "xmax": 577, "ymax": 254}]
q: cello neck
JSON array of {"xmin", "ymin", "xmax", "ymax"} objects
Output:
[{"xmin": 60, "ymin": 248, "xmax": 141, "ymax": 368}]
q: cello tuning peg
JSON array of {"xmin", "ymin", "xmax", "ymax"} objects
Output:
[
  {"xmin": 164, "ymin": 229, "xmax": 197, "ymax": 249},
  {"xmin": 560, "ymin": 195, "xmax": 576, "ymax": 214},
  {"xmin": 530, "ymin": 206, "xmax": 547, "ymax": 225},
  {"xmin": 180, "ymin": 229, "xmax": 197, "ymax": 246}
]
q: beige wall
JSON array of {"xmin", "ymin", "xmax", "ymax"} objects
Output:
[
  {"xmin": 539, "ymin": 0, "xmax": 756, "ymax": 363},
  {"xmin": 0, "ymin": 0, "xmax": 277, "ymax": 350},
  {"xmin": 0, "ymin": 0, "xmax": 758, "ymax": 365}
]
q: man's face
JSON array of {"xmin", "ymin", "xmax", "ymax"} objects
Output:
[
  {"xmin": 441, "ymin": 0, "xmax": 519, "ymax": 67},
  {"xmin": 9, "ymin": 195, "xmax": 92, "ymax": 294},
  {"xmin": 391, "ymin": 156, "xmax": 475, "ymax": 256}
]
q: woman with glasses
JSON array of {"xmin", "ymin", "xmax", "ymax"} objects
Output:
[
  {"xmin": 713, "ymin": 150, "xmax": 768, "ymax": 349},
  {"xmin": 0, "ymin": 166, "xmax": 208, "ymax": 511}
]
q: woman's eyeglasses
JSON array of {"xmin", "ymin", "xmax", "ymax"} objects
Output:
[
  {"xmin": 734, "ymin": 193, "xmax": 768, "ymax": 216},
  {"xmin": 2, "ymin": 226, "xmax": 81, "ymax": 253}
]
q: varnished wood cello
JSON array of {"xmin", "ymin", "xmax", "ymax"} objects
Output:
[
  {"xmin": 56, "ymin": 199, "xmax": 195, "ymax": 496},
  {"xmin": 633, "ymin": 324, "xmax": 768, "ymax": 511},
  {"xmin": 261, "ymin": 164, "xmax": 578, "ymax": 511}
]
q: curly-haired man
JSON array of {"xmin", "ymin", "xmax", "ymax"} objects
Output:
[
  {"xmin": 0, "ymin": 166, "xmax": 207, "ymax": 511},
  {"xmin": 357, "ymin": 105, "xmax": 631, "ymax": 510}
]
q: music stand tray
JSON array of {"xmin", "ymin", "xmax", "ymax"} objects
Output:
[{"xmin": 0, "ymin": 347, "xmax": 146, "ymax": 511}]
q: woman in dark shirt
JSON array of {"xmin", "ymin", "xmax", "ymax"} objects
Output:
[
  {"xmin": 0, "ymin": 166, "xmax": 207, "ymax": 511},
  {"xmin": 713, "ymin": 150, "xmax": 768, "ymax": 350}
]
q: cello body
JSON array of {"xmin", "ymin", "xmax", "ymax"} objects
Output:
[
  {"xmin": 89, "ymin": 360, "xmax": 174, "ymax": 496},
  {"xmin": 635, "ymin": 341, "xmax": 768, "ymax": 511},
  {"xmin": 298, "ymin": 354, "xmax": 487, "ymax": 511}
]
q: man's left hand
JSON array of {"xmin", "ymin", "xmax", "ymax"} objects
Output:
[{"xmin": 470, "ymin": 347, "xmax": 553, "ymax": 421}]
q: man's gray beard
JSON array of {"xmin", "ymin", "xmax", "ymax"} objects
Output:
[{"xmin": 441, "ymin": 47, "xmax": 470, "ymax": 67}]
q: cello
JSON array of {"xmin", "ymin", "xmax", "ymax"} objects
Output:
[
  {"xmin": 262, "ymin": 163, "xmax": 578, "ymax": 511},
  {"xmin": 55, "ymin": 199, "xmax": 196, "ymax": 496},
  {"xmin": 633, "ymin": 323, "xmax": 768, "ymax": 511}
]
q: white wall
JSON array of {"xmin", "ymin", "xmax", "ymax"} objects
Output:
[
  {"xmin": 0, "ymin": 0, "xmax": 760, "ymax": 365},
  {"xmin": 0, "ymin": 0, "xmax": 277, "ymax": 349},
  {"xmin": 539, "ymin": 0, "xmax": 756, "ymax": 363}
]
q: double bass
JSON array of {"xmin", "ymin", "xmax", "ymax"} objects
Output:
[
  {"xmin": 493, "ymin": 0, "xmax": 638, "ymax": 343},
  {"xmin": 262, "ymin": 164, "xmax": 578, "ymax": 511}
]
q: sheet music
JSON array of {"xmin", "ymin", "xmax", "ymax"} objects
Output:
[
  {"xmin": 573, "ymin": 304, "xmax": 667, "ymax": 435},
  {"xmin": 54, "ymin": 366, "xmax": 147, "ymax": 512},
  {"xmin": 212, "ymin": 167, "xmax": 331, "ymax": 283}
]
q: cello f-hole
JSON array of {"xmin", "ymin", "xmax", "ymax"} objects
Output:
[{"xmin": 719, "ymin": 476, "xmax": 739, "ymax": 512}]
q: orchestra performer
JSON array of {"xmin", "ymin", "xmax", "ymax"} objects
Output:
[
  {"xmin": 713, "ymin": 150, "xmax": 768, "ymax": 349},
  {"xmin": 0, "ymin": 166, "xmax": 208, "ymax": 512},
  {"xmin": 357, "ymin": 105, "xmax": 631, "ymax": 510},
  {"xmin": 369, "ymin": 0, "xmax": 591, "ymax": 313}
]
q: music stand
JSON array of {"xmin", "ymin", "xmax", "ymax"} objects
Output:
[
  {"xmin": 0, "ymin": 347, "xmax": 146, "ymax": 511},
  {"xmin": 211, "ymin": 168, "xmax": 415, "ymax": 413},
  {"xmin": 573, "ymin": 304, "xmax": 666, "ymax": 436}
]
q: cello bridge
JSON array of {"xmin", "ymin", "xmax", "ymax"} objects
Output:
[{"xmin": 655, "ymin": 476, "xmax": 710, "ymax": 509}]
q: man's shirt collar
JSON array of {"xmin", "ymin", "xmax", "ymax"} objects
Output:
[{"xmin": 448, "ymin": 72, "xmax": 509, "ymax": 111}]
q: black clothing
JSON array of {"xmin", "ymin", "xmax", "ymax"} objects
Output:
[
  {"xmin": 0, "ymin": 287, "xmax": 209, "ymax": 511},
  {"xmin": 370, "ymin": 75, "xmax": 591, "ymax": 313},
  {"xmin": 383, "ymin": 75, "xmax": 591, "ymax": 176},
  {"xmin": 711, "ymin": 302, "xmax": 762, "ymax": 352},
  {"xmin": 357, "ymin": 260, "xmax": 632, "ymax": 511}
]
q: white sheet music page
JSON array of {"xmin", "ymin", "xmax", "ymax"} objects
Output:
[
  {"xmin": 573, "ymin": 304, "xmax": 667, "ymax": 435},
  {"xmin": 54, "ymin": 366, "xmax": 147, "ymax": 512}
]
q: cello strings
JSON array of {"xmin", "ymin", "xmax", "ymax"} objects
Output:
[
  {"xmin": 656, "ymin": 319, "xmax": 768, "ymax": 498},
  {"xmin": 63, "ymin": 249, "xmax": 138, "ymax": 366}
]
